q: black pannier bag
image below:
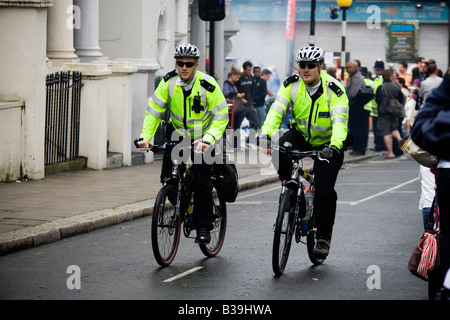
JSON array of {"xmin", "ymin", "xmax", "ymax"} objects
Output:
[{"xmin": 213, "ymin": 159, "xmax": 239, "ymax": 203}]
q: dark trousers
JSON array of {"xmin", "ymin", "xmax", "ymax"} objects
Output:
[
  {"xmin": 437, "ymin": 168, "xmax": 450, "ymax": 286},
  {"xmin": 161, "ymin": 143, "xmax": 215, "ymax": 230},
  {"xmin": 274, "ymin": 129, "xmax": 344, "ymax": 239},
  {"xmin": 349, "ymin": 105, "xmax": 370, "ymax": 153},
  {"xmin": 372, "ymin": 116, "xmax": 386, "ymax": 151},
  {"xmin": 393, "ymin": 117, "xmax": 404, "ymax": 156},
  {"xmin": 233, "ymin": 105, "xmax": 260, "ymax": 148}
]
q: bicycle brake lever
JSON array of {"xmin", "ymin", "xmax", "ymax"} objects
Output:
[{"xmin": 317, "ymin": 154, "xmax": 330, "ymax": 163}]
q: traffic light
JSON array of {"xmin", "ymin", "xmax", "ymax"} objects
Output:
[
  {"xmin": 330, "ymin": 6, "xmax": 339, "ymax": 19},
  {"xmin": 199, "ymin": 0, "xmax": 226, "ymax": 21}
]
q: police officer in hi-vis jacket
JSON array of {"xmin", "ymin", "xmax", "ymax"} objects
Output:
[
  {"xmin": 260, "ymin": 46, "xmax": 350, "ymax": 259},
  {"xmin": 137, "ymin": 43, "xmax": 229, "ymax": 244}
]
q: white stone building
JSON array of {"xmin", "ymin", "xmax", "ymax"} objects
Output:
[{"xmin": 0, "ymin": 0, "xmax": 240, "ymax": 182}]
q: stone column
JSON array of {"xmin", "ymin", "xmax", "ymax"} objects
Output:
[
  {"xmin": 73, "ymin": 0, "xmax": 103, "ymax": 62},
  {"xmin": 93, "ymin": 61, "xmax": 137, "ymax": 167},
  {"xmin": 62, "ymin": 63, "xmax": 112, "ymax": 170},
  {"xmin": 190, "ymin": 0, "xmax": 206, "ymax": 71},
  {"xmin": 47, "ymin": 0, "xmax": 78, "ymax": 66},
  {"xmin": 0, "ymin": 0, "xmax": 54, "ymax": 180},
  {"xmin": 116, "ymin": 58, "xmax": 160, "ymax": 164},
  {"xmin": 214, "ymin": 19, "xmax": 225, "ymax": 85}
]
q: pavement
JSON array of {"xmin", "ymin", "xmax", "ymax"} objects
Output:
[{"xmin": 0, "ymin": 147, "xmax": 381, "ymax": 256}]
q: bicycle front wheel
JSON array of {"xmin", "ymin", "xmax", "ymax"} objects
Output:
[
  {"xmin": 199, "ymin": 190, "xmax": 227, "ymax": 257},
  {"xmin": 151, "ymin": 184, "xmax": 181, "ymax": 267},
  {"xmin": 272, "ymin": 189, "xmax": 296, "ymax": 275}
]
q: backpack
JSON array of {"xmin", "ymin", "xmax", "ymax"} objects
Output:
[
  {"xmin": 213, "ymin": 162, "xmax": 239, "ymax": 203},
  {"xmin": 354, "ymin": 84, "xmax": 375, "ymax": 106}
]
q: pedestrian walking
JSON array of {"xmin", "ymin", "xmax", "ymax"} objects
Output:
[
  {"xmin": 375, "ymin": 69, "xmax": 405, "ymax": 159},
  {"xmin": 419, "ymin": 59, "xmax": 443, "ymax": 104},
  {"xmin": 252, "ymin": 66, "xmax": 269, "ymax": 129},
  {"xmin": 371, "ymin": 59, "xmax": 386, "ymax": 152},
  {"xmin": 235, "ymin": 61, "xmax": 260, "ymax": 149},
  {"xmin": 346, "ymin": 60, "xmax": 368, "ymax": 155},
  {"xmin": 411, "ymin": 67, "xmax": 450, "ymax": 297},
  {"xmin": 398, "ymin": 61, "xmax": 412, "ymax": 88},
  {"xmin": 361, "ymin": 66, "xmax": 375, "ymax": 152}
]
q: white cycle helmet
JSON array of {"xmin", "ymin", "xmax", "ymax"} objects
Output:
[
  {"xmin": 174, "ymin": 43, "xmax": 200, "ymax": 59},
  {"xmin": 296, "ymin": 46, "xmax": 324, "ymax": 64}
]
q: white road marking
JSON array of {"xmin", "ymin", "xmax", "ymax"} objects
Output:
[
  {"xmin": 163, "ymin": 266, "xmax": 204, "ymax": 283},
  {"xmin": 349, "ymin": 177, "xmax": 419, "ymax": 206},
  {"xmin": 236, "ymin": 186, "xmax": 280, "ymax": 200}
]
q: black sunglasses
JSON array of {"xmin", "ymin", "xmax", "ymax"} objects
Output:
[
  {"xmin": 298, "ymin": 62, "xmax": 318, "ymax": 70},
  {"xmin": 177, "ymin": 61, "xmax": 196, "ymax": 68}
]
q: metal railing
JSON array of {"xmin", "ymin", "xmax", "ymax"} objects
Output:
[{"xmin": 45, "ymin": 71, "xmax": 83, "ymax": 165}]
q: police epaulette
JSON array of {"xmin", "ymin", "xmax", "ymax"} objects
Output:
[
  {"xmin": 283, "ymin": 74, "xmax": 299, "ymax": 87},
  {"xmin": 163, "ymin": 69, "xmax": 177, "ymax": 82},
  {"xmin": 328, "ymin": 81, "xmax": 344, "ymax": 97},
  {"xmin": 200, "ymin": 79, "xmax": 215, "ymax": 92}
]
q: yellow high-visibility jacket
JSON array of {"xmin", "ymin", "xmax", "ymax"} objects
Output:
[
  {"xmin": 371, "ymin": 75, "xmax": 384, "ymax": 117},
  {"xmin": 261, "ymin": 71, "xmax": 349, "ymax": 150},
  {"xmin": 140, "ymin": 70, "xmax": 229, "ymax": 144}
]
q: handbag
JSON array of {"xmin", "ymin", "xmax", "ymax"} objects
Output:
[
  {"xmin": 232, "ymin": 96, "xmax": 244, "ymax": 113},
  {"xmin": 382, "ymin": 85, "xmax": 403, "ymax": 116},
  {"xmin": 408, "ymin": 197, "xmax": 440, "ymax": 281},
  {"xmin": 408, "ymin": 232, "xmax": 440, "ymax": 281},
  {"xmin": 400, "ymin": 136, "xmax": 439, "ymax": 168}
]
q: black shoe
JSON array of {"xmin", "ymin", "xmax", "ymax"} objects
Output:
[
  {"xmin": 196, "ymin": 227, "xmax": 211, "ymax": 244},
  {"xmin": 312, "ymin": 237, "xmax": 330, "ymax": 259},
  {"xmin": 349, "ymin": 150, "xmax": 365, "ymax": 156}
]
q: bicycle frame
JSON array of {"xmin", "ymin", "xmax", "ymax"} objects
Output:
[
  {"xmin": 163, "ymin": 147, "xmax": 198, "ymax": 238},
  {"xmin": 134, "ymin": 139, "xmax": 227, "ymax": 266},
  {"xmin": 272, "ymin": 147, "xmax": 328, "ymax": 274}
]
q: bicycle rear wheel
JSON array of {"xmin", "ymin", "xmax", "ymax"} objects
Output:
[
  {"xmin": 151, "ymin": 184, "xmax": 181, "ymax": 267},
  {"xmin": 199, "ymin": 190, "xmax": 227, "ymax": 257},
  {"xmin": 272, "ymin": 189, "xmax": 296, "ymax": 275}
]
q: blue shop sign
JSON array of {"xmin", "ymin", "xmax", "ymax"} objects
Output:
[{"xmin": 230, "ymin": 1, "xmax": 449, "ymax": 24}]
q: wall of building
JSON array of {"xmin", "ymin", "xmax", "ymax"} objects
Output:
[
  {"xmin": 99, "ymin": 0, "xmax": 177, "ymax": 69},
  {"xmin": 229, "ymin": 20, "xmax": 448, "ymax": 80},
  {"xmin": 0, "ymin": 0, "xmax": 234, "ymax": 181},
  {"xmin": 228, "ymin": 1, "xmax": 449, "ymax": 80},
  {"xmin": 0, "ymin": 5, "xmax": 49, "ymax": 181}
]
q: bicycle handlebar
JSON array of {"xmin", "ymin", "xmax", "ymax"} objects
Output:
[
  {"xmin": 133, "ymin": 139, "xmax": 204, "ymax": 154},
  {"xmin": 134, "ymin": 138, "xmax": 167, "ymax": 152},
  {"xmin": 275, "ymin": 146, "xmax": 329, "ymax": 163}
]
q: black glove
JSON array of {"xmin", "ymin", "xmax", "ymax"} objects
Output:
[{"xmin": 321, "ymin": 145, "xmax": 340, "ymax": 159}]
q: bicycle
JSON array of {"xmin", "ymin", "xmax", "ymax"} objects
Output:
[
  {"xmin": 134, "ymin": 140, "xmax": 227, "ymax": 267},
  {"xmin": 271, "ymin": 143, "xmax": 329, "ymax": 275}
]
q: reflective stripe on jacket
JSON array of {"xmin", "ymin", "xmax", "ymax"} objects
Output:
[
  {"xmin": 141, "ymin": 70, "xmax": 229, "ymax": 144},
  {"xmin": 261, "ymin": 71, "xmax": 349, "ymax": 150}
]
